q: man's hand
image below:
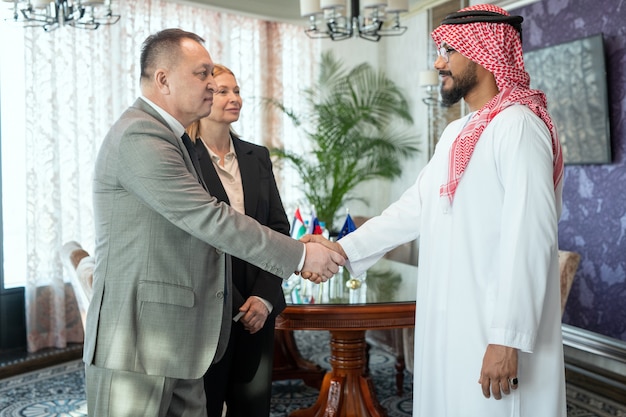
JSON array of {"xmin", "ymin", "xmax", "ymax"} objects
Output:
[
  {"xmin": 300, "ymin": 234, "xmax": 347, "ymax": 258},
  {"xmin": 301, "ymin": 241, "xmax": 346, "ymax": 283},
  {"xmin": 478, "ymin": 344, "xmax": 519, "ymax": 400},
  {"xmin": 238, "ymin": 297, "xmax": 269, "ymax": 334}
]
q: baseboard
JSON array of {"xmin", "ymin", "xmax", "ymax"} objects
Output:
[
  {"xmin": 562, "ymin": 324, "xmax": 626, "ymax": 404},
  {"xmin": 0, "ymin": 343, "xmax": 83, "ymax": 379}
]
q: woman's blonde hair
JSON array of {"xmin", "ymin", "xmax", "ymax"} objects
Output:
[{"xmin": 186, "ymin": 64, "xmax": 237, "ymax": 142}]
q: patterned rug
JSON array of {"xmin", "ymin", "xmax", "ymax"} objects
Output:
[{"xmin": 0, "ymin": 331, "xmax": 623, "ymax": 416}]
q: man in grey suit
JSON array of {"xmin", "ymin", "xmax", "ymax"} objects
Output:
[{"xmin": 84, "ymin": 28, "xmax": 344, "ymax": 417}]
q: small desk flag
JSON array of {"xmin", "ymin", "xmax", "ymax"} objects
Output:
[
  {"xmin": 337, "ymin": 213, "xmax": 357, "ymax": 240},
  {"xmin": 291, "ymin": 208, "xmax": 307, "ymax": 239},
  {"xmin": 307, "ymin": 210, "xmax": 323, "ymax": 235},
  {"xmin": 311, "ymin": 216, "xmax": 323, "ymax": 235}
]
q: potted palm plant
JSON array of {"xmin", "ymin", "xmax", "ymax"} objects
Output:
[{"xmin": 267, "ymin": 51, "xmax": 419, "ymax": 232}]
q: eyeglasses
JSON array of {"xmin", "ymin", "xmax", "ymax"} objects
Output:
[{"xmin": 437, "ymin": 45, "xmax": 456, "ymax": 63}]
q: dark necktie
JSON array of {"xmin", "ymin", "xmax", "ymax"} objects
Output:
[{"xmin": 181, "ymin": 132, "xmax": 206, "ymax": 190}]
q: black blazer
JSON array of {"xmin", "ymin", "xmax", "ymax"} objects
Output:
[{"xmin": 196, "ymin": 135, "xmax": 289, "ymax": 319}]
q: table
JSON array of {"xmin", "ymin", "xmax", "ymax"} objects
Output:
[{"xmin": 274, "ymin": 259, "xmax": 417, "ymax": 417}]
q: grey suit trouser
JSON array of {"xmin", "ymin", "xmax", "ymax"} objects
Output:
[{"xmin": 86, "ymin": 364, "xmax": 207, "ymax": 417}]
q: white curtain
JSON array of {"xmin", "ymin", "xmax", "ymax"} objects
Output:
[{"xmin": 2, "ymin": 0, "xmax": 319, "ymax": 352}]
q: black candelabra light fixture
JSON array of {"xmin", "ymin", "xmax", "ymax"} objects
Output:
[
  {"xmin": 300, "ymin": 0, "xmax": 409, "ymax": 42},
  {"xmin": 2, "ymin": 0, "xmax": 120, "ymax": 31}
]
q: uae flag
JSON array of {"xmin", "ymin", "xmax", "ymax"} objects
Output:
[{"xmin": 290, "ymin": 208, "xmax": 307, "ymax": 239}]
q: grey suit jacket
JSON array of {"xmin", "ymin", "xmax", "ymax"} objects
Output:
[{"xmin": 84, "ymin": 98, "xmax": 302, "ymax": 379}]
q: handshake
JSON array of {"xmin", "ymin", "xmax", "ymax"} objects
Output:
[{"xmin": 298, "ymin": 234, "xmax": 348, "ymax": 284}]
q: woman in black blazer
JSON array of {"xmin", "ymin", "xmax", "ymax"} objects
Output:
[{"xmin": 186, "ymin": 64, "xmax": 289, "ymax": 417}]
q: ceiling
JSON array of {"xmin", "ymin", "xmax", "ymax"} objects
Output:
[
  {"xmin": 176, "ymin": 0, "xmax": 303, "ymax": 23},
  {"xmin": 178, "ymin": 0, "xmax": 538, "ymax": 23}
]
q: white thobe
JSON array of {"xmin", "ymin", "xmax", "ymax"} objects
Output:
[{"xmin": 339, "ymin": 105, "xmax": 566, "ymax": 417}]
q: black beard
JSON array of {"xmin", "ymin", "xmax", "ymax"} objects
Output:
[{"xmin": 439, "ymin": 62, "xmax": 478, "ymax": 107}]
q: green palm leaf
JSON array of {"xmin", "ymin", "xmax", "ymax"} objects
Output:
[{"xmin": 266, "ymin": 51, "xmax": 420, "ymax": 231}]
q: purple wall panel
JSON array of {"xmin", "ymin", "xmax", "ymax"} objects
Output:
[{"xmin": 517, "ymin": 0, "xmax": 626, "ymax": 340}]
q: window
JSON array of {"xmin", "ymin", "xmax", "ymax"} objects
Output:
[{"xmin": 0, "ymin": 23, "xmax": 26, "ymax": 290}]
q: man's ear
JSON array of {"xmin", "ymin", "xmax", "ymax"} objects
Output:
[{"xmin": 154, "ymin": 69, "xmax": 170, "ymax": 94}]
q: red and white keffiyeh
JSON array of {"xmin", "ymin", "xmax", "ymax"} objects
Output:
[{"xmin": 431, "ymin": 4, "xmax": 564, "ymax": 206}]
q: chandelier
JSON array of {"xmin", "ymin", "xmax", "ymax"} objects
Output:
[
  {"xmin": 2, "ymin": 0, "xmax": 120, "ymax": 31},
  {"xmin": 299, "ymin": 0, "xmax": 409, "ymax": 42}
]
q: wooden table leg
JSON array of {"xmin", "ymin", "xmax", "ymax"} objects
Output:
[
  {"xmin": 290, "ymin": 329, "xmax": 388, "ymax": 417},
  {"xmin": 272, "ymin": 329, "xmax": 326, "ymax": 389}
]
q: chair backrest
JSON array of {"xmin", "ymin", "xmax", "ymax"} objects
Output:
[
  {"xmin": 558, "ymin": 250, "xmax": 580, "ymax": 316},
  {"xmin": 61, "ymin": 241, "xmax": 95, "ymax": 329}
]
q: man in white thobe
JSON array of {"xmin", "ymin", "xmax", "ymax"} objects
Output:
[{"xmin": 303, "ymin": 4, "xmax": 566, "ymax": 416}]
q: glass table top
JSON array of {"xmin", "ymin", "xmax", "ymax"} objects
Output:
[{"xmin": 283, "ymin": 258, "xmax": 418, "ymax": 306}]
